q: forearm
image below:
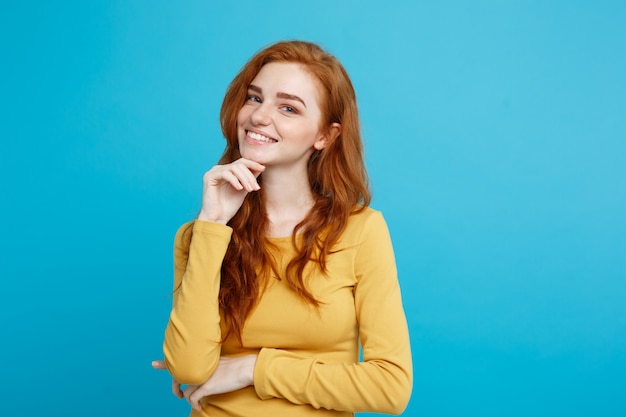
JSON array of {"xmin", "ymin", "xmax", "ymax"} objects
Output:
[
  {"xmin": 253, "ymin": 347, "xmax": 412, "ymax": 414},
  {"xmin": 163, "ymin": 221, "xmax": 232, "ymax": 384}
]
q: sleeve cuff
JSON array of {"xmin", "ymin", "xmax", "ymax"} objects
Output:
[
  {"xmin": 253, "ymin": 348, "xmax": 274, "ymax": 400},
  {"xmin": 192, "ymin": 220, "xmax": 233, "ymax": 240}
]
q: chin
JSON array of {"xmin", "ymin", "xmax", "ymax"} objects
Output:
[{"xmin": 239, "ymin": 148, "xmax": 267, "ymax": 164}]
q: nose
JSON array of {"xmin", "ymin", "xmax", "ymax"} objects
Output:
[{"xmin": 250, "ymin": 103, "xmax": 271, "ymax": 126}]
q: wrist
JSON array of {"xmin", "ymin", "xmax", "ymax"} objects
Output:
[
  {"xmin": 242, "ymin": 354, "xmax": 258, "ymax": 387},
  {"xmin": 197, "ymin": 211, "xmax": 229, "ymax": 224}
]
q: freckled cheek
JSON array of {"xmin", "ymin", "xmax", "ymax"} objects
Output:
[
  {"xmin": 236, "ymin": 109, "xmax": 247, "ymax": 127},
  {"xmin": 236, "ymin": 111, "xmax": 249, "ymax": 137}
]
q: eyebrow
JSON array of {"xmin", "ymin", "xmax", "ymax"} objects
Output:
[{"xmin": 248, "ymin": 84, "xmax": 307, "ymax": 108}]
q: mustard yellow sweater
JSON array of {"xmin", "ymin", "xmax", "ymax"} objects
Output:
[{"xmin": 163, "ymin": 208, "xmax": 412, "ymax": 416}]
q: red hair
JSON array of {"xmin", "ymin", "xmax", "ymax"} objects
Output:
[{"xmin": 218, "ymin": 41, "xmax": 370, "ymax": 343}]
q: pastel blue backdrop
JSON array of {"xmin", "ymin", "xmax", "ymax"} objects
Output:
[{"xmin": 1, "ymin": 1, "xmax": 624, "ymax": 416}]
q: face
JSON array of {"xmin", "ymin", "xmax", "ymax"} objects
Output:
[{"xmin": 237, "ymin": 62, "xmax": 329, "ymax": 169}]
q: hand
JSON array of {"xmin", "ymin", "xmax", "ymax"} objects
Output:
[
  {"xmin": 152, "ymin": 355, "xmax": 258, "ymax": 411},
  {"xmin": 198, "ymin": 158, "xmax": 265, "ymax": 224},
  {"xmin": 182, "ymin": 355, "xmax": 258, "ymax": 411},
  {"xmin": 151, "ymin": 360, "xmax": 184, "ymax": 399}
]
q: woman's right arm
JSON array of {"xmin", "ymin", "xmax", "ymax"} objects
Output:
[
  {"xmin": 163, "ymin": 220, "xmax": 232, "ymax": 385},
  {"xmin": 163, "ymin": 158, "xmax": 264, "ymax": 385}
]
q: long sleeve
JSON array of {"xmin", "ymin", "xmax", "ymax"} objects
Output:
[
  {"xmin": 252, "ymin": 211, "xmax": 413, "ymax": 414},
  {"xmin": 163, "ymin": 220, "xmax": 232, "ymax": 385}
]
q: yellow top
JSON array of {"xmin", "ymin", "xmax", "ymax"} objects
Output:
[{"xmin": 163, "ymin": 208, "xmax": 412, "ymax": 416}]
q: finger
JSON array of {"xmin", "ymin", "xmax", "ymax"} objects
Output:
[
  {"xmin": 172, "ymin": 379, "xmax": 184, "ymax": 399},
  {"xmin": 205, "ymin": 169, "xmax": 244, "ymax": 191},
  {"xmin": 183, "ymin": 385, "xmax": 200, "ymax": 407},
  {"xmin": 151, "ymin": 360, "xmax": 166, "ymax": 370},
  {"xmin": 188, "ymin": 389, "xmax": 204, "ymax": 411},
  {"xmin": 230, "ymin": 163, "xmax": 261, "ymax": 191},
  {"xmin": 236, "ymin": 158, "xmax": 266, "ymax": 176},
  {"xmin": 221, "ymin": 170, "xmax": 247, "ymax": 191},
  {"xmin": 214, "ymin": 165, "xmax": 257, "ymax": 192}
]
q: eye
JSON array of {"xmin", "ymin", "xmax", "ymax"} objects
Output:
[
  {"xmin": 246, "ymin": 95, "xmax": 262, "ymax": 103},
  {"xmin": 281, "ymin": 105, "xmax": 297, "ymax": 114}
]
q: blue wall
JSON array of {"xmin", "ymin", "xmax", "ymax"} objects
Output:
[{"xmin": 1, "ymin": 1, "xmax": 624, "ymax": 415}]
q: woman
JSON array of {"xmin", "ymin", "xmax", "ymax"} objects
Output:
[{"xmin": 153, "ymin": 40, "xmax": 412, "ymax": 416}]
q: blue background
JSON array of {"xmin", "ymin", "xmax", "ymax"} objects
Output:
[{"xmin": 1, "ymin": 1, "xmax": 625, "ymax": 416}]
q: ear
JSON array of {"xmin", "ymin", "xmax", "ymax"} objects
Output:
[{"xmin": 314, "ymin": 123, "xmax": 341, "ymax": 150}]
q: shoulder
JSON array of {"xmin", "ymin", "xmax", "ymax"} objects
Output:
[
  {"xmin": 338, "ymin": 206, "xmax": 390, "ymax": 246},
  {"xmin": 347, "ymin": 206, "xmax": 385, "ymax": 226}
]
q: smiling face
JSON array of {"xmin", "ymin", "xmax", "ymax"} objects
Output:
[{"xmin": 236, "ymin": 62, "xmax": 330, "ymax": 169}]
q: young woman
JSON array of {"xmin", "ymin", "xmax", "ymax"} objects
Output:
[{"xmin": 153, "ymin": 40, "xmax": 412, "ymax": 416}]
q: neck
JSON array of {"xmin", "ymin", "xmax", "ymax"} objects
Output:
[{"xmin": 261, "ymin": 166, "xmax": 315, "ymax": 237}]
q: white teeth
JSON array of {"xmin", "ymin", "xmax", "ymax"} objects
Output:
[{"xmin": 248, "ymin": 131, "xmax": 276, "ymax": 143}]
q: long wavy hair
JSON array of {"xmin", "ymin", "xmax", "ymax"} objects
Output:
[{"xmin": 218, "ymin": 40, "xmax": 370, "ymax": 343}]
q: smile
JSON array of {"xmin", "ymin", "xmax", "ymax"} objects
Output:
[{"xmin": 247, "ymin": 130, "xmax": 277, "ymax": 143}]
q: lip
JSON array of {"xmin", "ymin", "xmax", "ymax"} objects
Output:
[{"xmin": 245, "ymin": 128, "xmax": 278, "ymax": 144}]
